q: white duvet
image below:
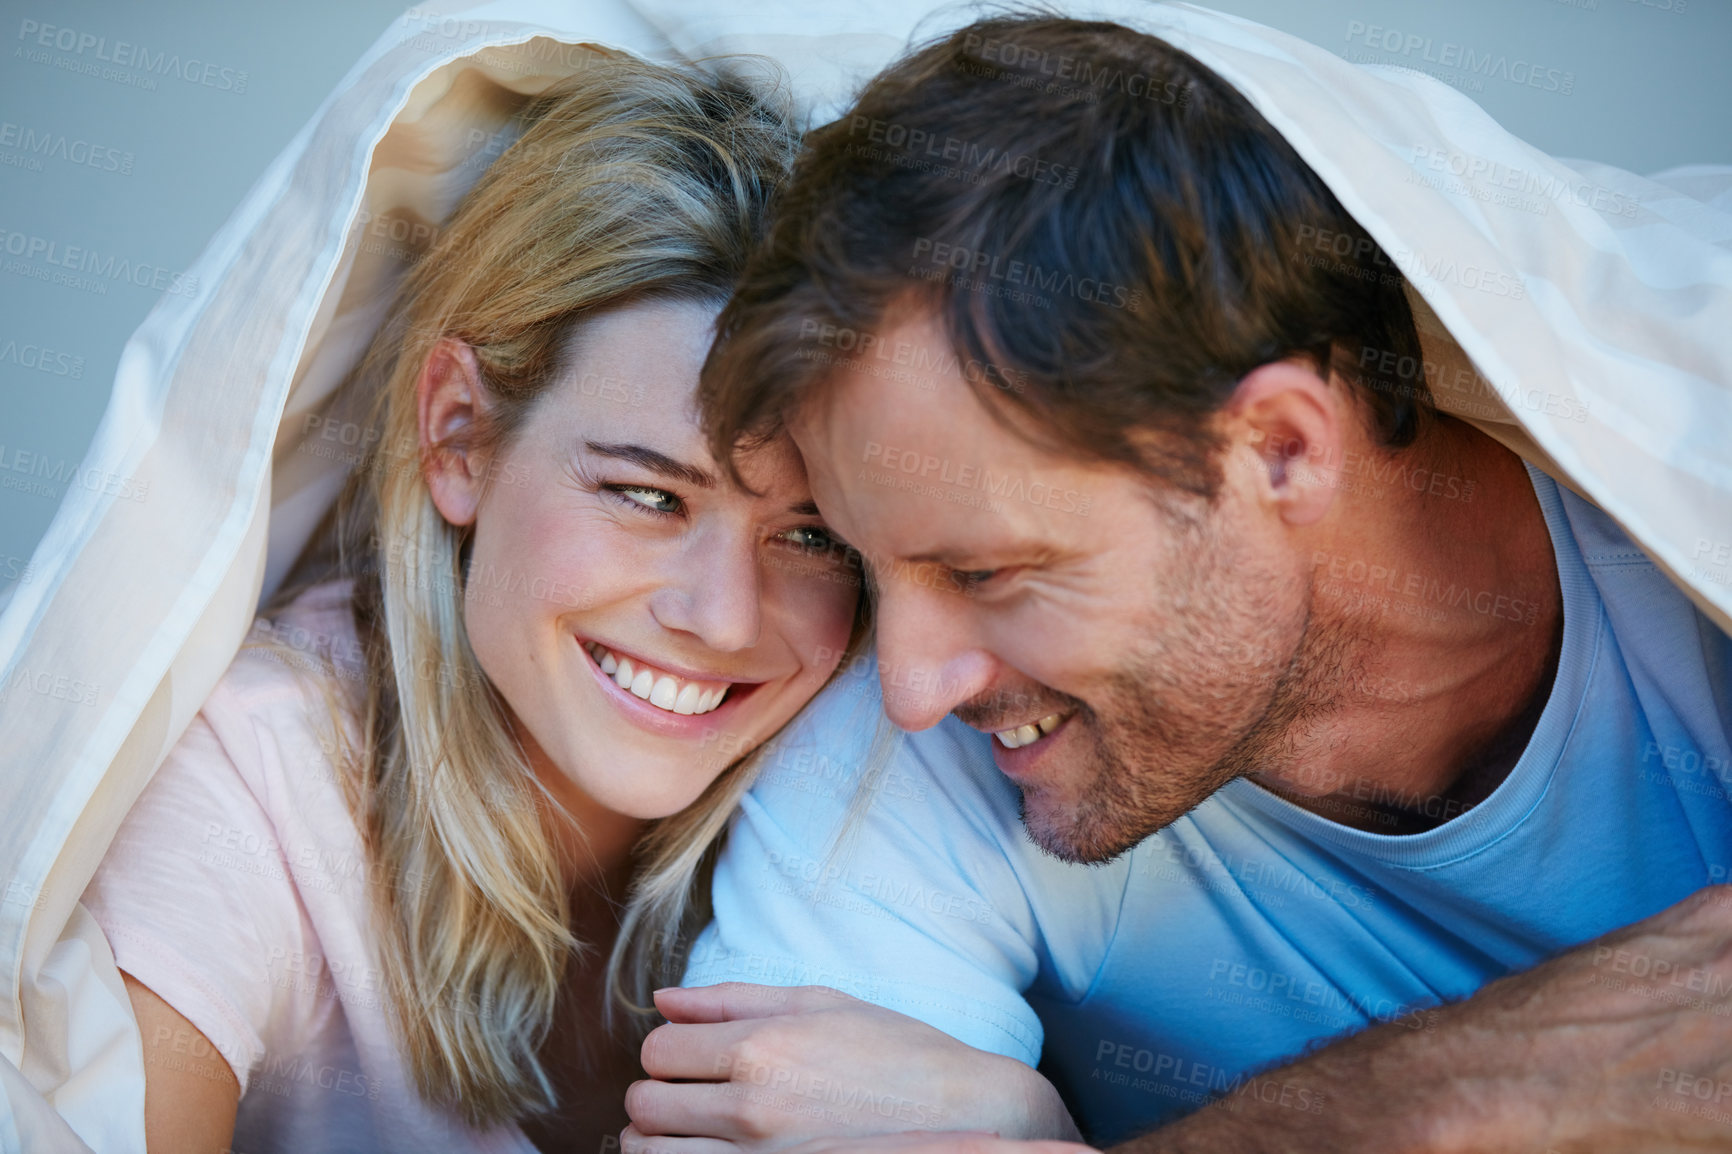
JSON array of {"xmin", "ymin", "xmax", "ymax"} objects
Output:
[{"xmin": 1, "ymin": 1, "xmax": 1727, "ymax": 1148}]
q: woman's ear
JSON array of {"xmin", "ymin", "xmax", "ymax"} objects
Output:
[{"xmin": 417, "ymin": 337, "xmax": 490, "ymax": 528}]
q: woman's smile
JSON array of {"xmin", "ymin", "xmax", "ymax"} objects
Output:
[
  {"xmin": 583, "ymin": 638, "xmax": 736, "ymax": 714},
  {"xmin": 575, "ymin": 633, "xmax": 769, "ymax": 736}
]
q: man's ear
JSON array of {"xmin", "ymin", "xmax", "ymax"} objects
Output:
[
  {"xmin": 1221, "ymin": 357, "xmax": 1345, "ymax": 528},
  {"xmin": 417, "ymin": 337, "xmax": 490, "ymax": 528}
]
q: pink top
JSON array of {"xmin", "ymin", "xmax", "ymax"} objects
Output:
[{"xmin": 82, "ymin": 580, "xmax": 540, "ymax": 1153}]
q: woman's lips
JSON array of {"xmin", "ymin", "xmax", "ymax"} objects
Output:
[
  {"xmin": 583, "ymin": 640, "xmax": 732, "ymax": 716},
  {"xmin": 574, "ymin": 635, "xmax": 765, "ymax": 738}
]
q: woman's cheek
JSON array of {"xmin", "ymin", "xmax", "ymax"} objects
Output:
[{"xmin": 778, "ymin": 563, "xmax": 861, "ymax": 665}]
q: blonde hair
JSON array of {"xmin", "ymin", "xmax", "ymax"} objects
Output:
[{"xmin": 266, "ymin": 52, "xmax": 827, "ymax": 1130}]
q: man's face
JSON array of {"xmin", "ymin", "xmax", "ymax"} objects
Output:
[{"xmin": 792, "ymin": 313, "xmax": 1337, "ymax": 864}]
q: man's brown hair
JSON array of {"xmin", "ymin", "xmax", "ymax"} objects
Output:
[{"xmin": 701, "ymin": 14, "xmax": 1426, "ymax": 498}]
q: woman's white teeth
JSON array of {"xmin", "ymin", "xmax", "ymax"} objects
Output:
[
  {"xmin": 997, "ymin": 713, "xmax": 1064, "ymax": 749},
  {"xmin": 585, "ymin": 642, "xmax": 730, "ymax": 715}
]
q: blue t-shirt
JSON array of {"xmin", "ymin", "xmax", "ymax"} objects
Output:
[{"xmin": 684, "ymin": 467, "xmax": 1732, "ymax": 1145}]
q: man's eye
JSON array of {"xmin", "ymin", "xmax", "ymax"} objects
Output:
[
  {"xmin": 609, "ymin": 485, "xmax": 682, "ymax": 515},
  {"xmin": 956, "ymin": 568, "xmax": 999, "ymax": 588}
]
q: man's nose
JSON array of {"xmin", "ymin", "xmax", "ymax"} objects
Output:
[
  {"xmin": 647, "ymin": 527, "xmax": 763, "ymax": 652},
  {"xmin": 872, "ymin": 578, "xmax": 994, "ymax": 731}
]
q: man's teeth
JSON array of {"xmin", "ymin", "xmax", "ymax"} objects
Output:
[
  {"xmin": 996, "ymin": 713, "xmax": 1064, "ymax": 749},
  {"xmin": 584, "ymin": 642, "xmax": 730, "ymax": 715}
]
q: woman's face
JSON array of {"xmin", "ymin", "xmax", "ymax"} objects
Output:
[{"xmin": 424, "ymin": 297, "xmax": 859, "ymax": 821}]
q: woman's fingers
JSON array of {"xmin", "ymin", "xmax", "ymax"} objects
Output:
[
  {"xmin": 778, "ymin": 1134, "xmax": 1100, "ymax": 1154},
  {"xmin": 640, "ymin": 1019, "xmax": 762, "ymax": 1080},
  {"xmin": 626, "ymin": 1076, "xmax": 812, "ymax": 1144},
  {"xmin": 636, "ymin": 993, "xmax": 1082, "ymax": 1145},
  {"xmin": 654, "ymin": 983, "xmax": 861, "ymax": 1024},
  {"xmin": 620, "ymin": 1122, "xmax": 742, "ymax": 1154}
]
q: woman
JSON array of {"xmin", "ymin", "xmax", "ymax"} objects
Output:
[{"xmin": 78, "ymin": 52, "xmax": 862, "ymax": 1154}]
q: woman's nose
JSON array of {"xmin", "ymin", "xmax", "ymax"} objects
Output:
[{"xmin": 645, "ymin": 527, "xmax": 763, "ymax": 653}]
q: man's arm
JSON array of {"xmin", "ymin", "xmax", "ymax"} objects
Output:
[{"xmin": 1128, "ymin": 884, "xmax": 1732, "ymax": 1153}]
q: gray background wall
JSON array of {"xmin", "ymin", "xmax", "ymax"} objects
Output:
[{"xmin": 1, "ymin": 0, "xmax": 1728, "ymax": 603}]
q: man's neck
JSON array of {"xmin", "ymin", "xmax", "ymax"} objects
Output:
[{"xmin": 1253, "ymin": 418, "xmax": 1566, "ymax": 833}]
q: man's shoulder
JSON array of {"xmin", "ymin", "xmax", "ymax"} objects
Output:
[
  {"xmin": 748, "ymin": 654, "xmax": 1138, "ymax": 941},
  {"xmin": 1543, "ymin": 472, "xmax": 1730, "ymax": 654},
  {"xmin": 1547, "ymin": 478, "xmax": 1657, "ymax": 570},
  {"xmin": 755, "ymin": 652, "xmax": 1025, "ymax": 841}
]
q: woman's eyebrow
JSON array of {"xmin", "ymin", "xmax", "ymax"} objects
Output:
[{"xmin": 583, "ymin": 440, "xmax": 716, "ymax": 488}]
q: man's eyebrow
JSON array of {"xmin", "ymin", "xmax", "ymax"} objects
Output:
[
  {"xmin": 903, "ymin": 539, "xmax": 1060, "ymax": 568},
  {"xmin": 904, "ymin": 550, "xmax": 979, "ymax": 567},
  {"xmin": 583, "ymin": 441, "xmax": 716, "ymax": 489}
]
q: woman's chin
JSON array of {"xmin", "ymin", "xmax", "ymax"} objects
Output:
[
  {"xmin": 579, "ymin": 778, "xmax": 714, "ymax": 823},
  {"xmin": 547, "ymin": 738, "xmax": 732, "ymax": 820}
]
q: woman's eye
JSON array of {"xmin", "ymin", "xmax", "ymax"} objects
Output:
[
  {"xmin": 779, "ymin": 525, "xmax": 844, "ymax": 554},
  {"xmin": 609, "ymin": 485, "xmax": 682, "ymax": 515},
  {"xmin": 956, "ymin": 568, "xmax": 1000, "ymax": 589}
]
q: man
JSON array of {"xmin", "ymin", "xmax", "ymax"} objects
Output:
[{"xmin": 622, "ymin": 13, "xmax": 1732, "ymax": 1152}]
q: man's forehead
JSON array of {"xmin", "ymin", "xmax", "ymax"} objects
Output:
[
  {"xmin": 789, "ymin": 345, "xmax": 1111, "ymax": 562},
  {"xmin": 795, "ymin": 314, "xmax": 1033, "ymax": 460}
]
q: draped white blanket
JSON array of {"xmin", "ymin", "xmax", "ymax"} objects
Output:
[{"xmin": 1, "ymin": 2, "xmax": 1726, "ymax": 1148}]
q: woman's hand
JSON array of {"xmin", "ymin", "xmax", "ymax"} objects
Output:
[
  {"xmin": 621, "ymin": 1128, "xmax": 1098, "ymax": 1154},
  {"xmin": 622, "ymin": 984, "xmax": 1084, "ymax": 1154}
]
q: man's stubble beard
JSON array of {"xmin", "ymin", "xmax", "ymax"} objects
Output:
[{"xmin": 1018, "ymin": 507, "xmax": 1358, "ymax": 865}]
